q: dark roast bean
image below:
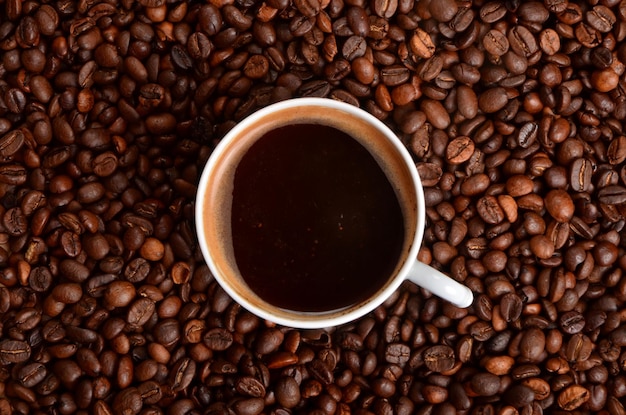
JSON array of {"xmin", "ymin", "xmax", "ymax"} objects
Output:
[
  {"xmin": 236, "ymin": 376, "xmax": 266, "ymax": 398},
  {"xmin": 508, "ymin": 25, "xmax": 538, "ymax": 57},
  {"xmin": 168, "ymin": 357, "xmax": 196, "ymax": 392},
  {"xmin": 559, "ymin": 311, "xmax": 585, "ymax": 334},
  {"xmin": 3, "ymin": 207, "xmax": 27, "ymax": 236},
  {"xmin": 598, "ymin": 185, "xmax": 626, "ymax": 204},
  {"xmin": 423, "ymin": 345, "xmax": 455, "ymax": 372},
  {"xmin": 480, "ymin": 2, "xmax": 507, "ymax": 23},
  {"xmin": 17, "ymin": 363, "xmax": 47, "ymax": 388},
  {"xmin": 569, "ymin": 158, "xmax": 592, "ymax": 192},
  {"xmin": 275, "ymin": 376, "xmax": 300, "ymax": 408},
  {"xmin": 503, "ymin": 385, "xmax": 535, "ymax": 407},
  {"xmin": 470, "ymin": 373, "xmax": 501, "ymax": 396},
  {"xmin": 204, "ymin": 328, "xmax": 234, "ymax": 351},
  {"xmin": 586, "ymin": 5, "xmax": 616, "ymax": 33},
  {"xmin": 29, "ymin": 267, "xmax": 53, "ymax": 292},
  {"xmin": 295, "ymin": 0, "xmax": 321, "ymax": 17},
  {"xmin": 500, "ymin": 293, "xmax": 522, "ymax": 322},
  {"xmin": 0, "ymin": 340, "xmax": 31, "ymax": 364},
  {"xmin": 0, "ymin": 129, "xmax": 25, "ymax": 159},
  {"xmin": 299, "ymin": 80, "xmax": 331, "ymax": 97},
  {"xmin": 59, "ymin": 259, "xmax": 90, "ymax": 282},
  {"xmin": 380, "ymin": 65, "xmax": 410, "ymax": 86},
  {"xmin": 545, "ymin": 189, "xmax": 574, "ymax": 222},
  {"xmin": 51, "ymin": 283, "xmax": 82, "ymax": 304},
  {"xmin": 478, "ymin": 87, "xmax": 509, "ymax": 113},
  {"xmin": 372, "ymin": 0, "xmax": 398, "ymax": 18},
  {"xmin": 126, "ymin": 298, "xmax": 155, "ymax": 327},
  {"xmin": 519, "ymin": 328, "xmax": 545, "ymax": 362},
  {"xmin": 0, "ymin": 165, "xmax": 27, "ymax": 185},
  {"xmin": 342, "ymin": 35, "xmax": 367, "ymax": 60},
  {"xmin": 112, "ymin": 388, "xmax": 142, "ymax": 415},
  {"xmin": 346, "ymin": 7, "xmax": 369, "ymax": 37},
  {"xmin": 483, "ymin": 29, "xmax": 509, "ymax": 56},
  {"xmin": 80, "ymin": 128, "xmax": 110, "ymax": 149},
  {"xmin": 476, "ymin": 196, "xmax": 505, "ymax": 224},
  {"xmin": 429, "ymin": 0, "xmax": 458, "ymax": 22}
]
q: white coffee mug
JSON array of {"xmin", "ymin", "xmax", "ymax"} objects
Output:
[{"xmin": 196, "ymin": 98, "xmax": 473, "ymax": 328}]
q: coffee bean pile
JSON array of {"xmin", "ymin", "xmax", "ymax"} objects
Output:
[{"xmin": 1, "ymin": 0, "xmax": 626, "ymax": 414}]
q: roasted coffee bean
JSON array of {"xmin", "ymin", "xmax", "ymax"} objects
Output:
[
  {"xmin": 539, "ymin": 28, "xmax": 561, "ymax": 55},
  {"xmin": 372, "ymin": 0, "xmax": 398, "ymax": 18},
  {"xmin": 80, "ymin": 128, "xmax": 110, "ymax": 149},
  {"xmin": 519, "ymin": 328, "xmax": 545, "ymax": 363},
  {"xmin": 385, "ymin": 343, "xmax": 410, "ymax": 365},
  {"xmin": 17, "ymin": 362, "xmax": 47, "ymax": 388},
  {"xmin": 295, "ymin": 0, "xmax": 321, "ymax": 17},
  {"xmin": 476, "ymin": 196, "xmax": 505, "ymax": 224},
  {"xmin": 559, "ymin": 310, "xmax": 585, "ymax": 334},
  {"xmin": 423, "ymin": 345, "xmax": 455, "ymax": 372},
  {"xmin": 290, "ymin": 15, "xmax": 315, "ymax": 36},
  {"xmin": 446, "ymin": 136, "xmax": 474, "ymax": 164},
  {"xmin": 124, "ymin": 258, "xmax": 150, "ymax": 282},
  {"xmin": 569, "ymin": 158, "xmax": 592, "ymax": 192},
  {"xmin": 598, "ymin": 185, "xmax": 626, "ymax": 204},
  {"xmin": 204, "ymin": 327, "xmax": 234, "ymax": 351},
  {"xmin": 591, "ymin": 47, "xmax": 613, "ymax": 69},
  {"xmin": 299, "ymin": 80, "xmax": 331, "ymax": 97},
  {"xmin": 480, "ymin": 2, "xmax": 507, "ymax": 23},
  {"xmin": 0, "ymin": 164, "xmax": 27, "ymax": 185},
  {"xmin": 429, "ymin": 0, "xmax": 458, "ymax": 22},
  {"xmin": 478, "ymin": 87, "xmax": 509, "ymax": 113},
  {"xmin": 566, "ymin": 333, "xmax": 595, "ymax": 362},
  {"xmin": 0, "ymin": 340, "xmax": 31, "ymax": 364},
  {"xmin": 57, "ymin": 258, "xmax": 88, "ymax": 285},
  {"xmin": 470, "ymin": 373, "xmax": 501, "ymax": 396},
  {"xmin": 483, "ymin": 29, "xmax": 509, "ymax": 56},
  {"xmin": 3, "ymin": 207, "xmax": 28, "ymax": 236},
  {"xmin": 0, "ymin": 129, "xmax": 25, "ymax": 159},
  {"xmin": 545, "ymin": 189, "xmax": 575, "ymax": 222},
  {"xmin": 508, "ymin": 25, "xmax": 538, "ymax": 57},
  {"xmin": 51, "ymin": 283, "xmax": 83, "ymax": 304},
  {"xmin": 187, "ymin": 32, "xmax": 213, "ymax": 60},
  {"xmin": 409, "ymin": 28, "xmax": 435, "ymax": 59},
  {"xmin": 380, "ymin": 66, "xmax": 410, "ymax": 86},
  {"xmin": 112, "ymin": 388, "xmax": 142, "ymax": 415},
  {"xmin": 137, "ymin": 381, "xmax": 162, "ymax": 405},
  {"xmin": 503, "ymin": 384, "xmax": 535, "ymax": 407},
  {"xmin": 558, "ymin": 384, "xmax": 590, "ymax": 410},
  {"xmin": 168, "ymin": 357, "xmax": 196, "ymax": 392},
  {"xmin": 275, "ymin": 376, "xmax": 301, "ymax": 408},
  {"xmin": 104, "ymin": 281, "xmax": 136, "ymax": 308},
  {"xmin": 346, "ymin": 7, "xmax": 369, "ymax": 37},
  {"xmin": 29, "ymin": 267, "xmax": 53, "ymax": 292},
  {"xmin": 235, "ymin": 376, "xmax": 266, "ymax": 398},
  {"xmin": 586, "ymin": 5, "xmax": 616, "ymax": 33},
  {"xmin": 500, "ymin": 293, "xmax": 522, "ymax": 322},
  {"xmin": 126, "ymin": 298, "xmax": 155, "ymax": 327}
]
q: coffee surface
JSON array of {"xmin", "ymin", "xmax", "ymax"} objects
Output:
[{"xmin": 231, "ymin": 123, "xmax": 405, "ymax": 311}]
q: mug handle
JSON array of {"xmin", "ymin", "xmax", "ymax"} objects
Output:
[{"xmin": 406, "ymin": 261, "xmax": 474, "ymax": 308}]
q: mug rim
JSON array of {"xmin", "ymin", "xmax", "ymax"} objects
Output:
[{"xmin": 195, "ymin": 97, "xmax": 426, "ymax": 328}]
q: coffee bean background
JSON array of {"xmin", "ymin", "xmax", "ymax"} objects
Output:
[{"xmin": 1, "ymin": 0, "xmax": 626, "ymax": 414}]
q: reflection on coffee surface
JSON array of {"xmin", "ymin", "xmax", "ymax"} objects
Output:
[{"xmin": 231, "ymin": 123, "xmax": 405, "ymax": 311}]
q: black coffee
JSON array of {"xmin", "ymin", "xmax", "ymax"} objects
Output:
[{"xmin": 231, "ymin": 123, "xmax": 405, "ymax": 312}]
